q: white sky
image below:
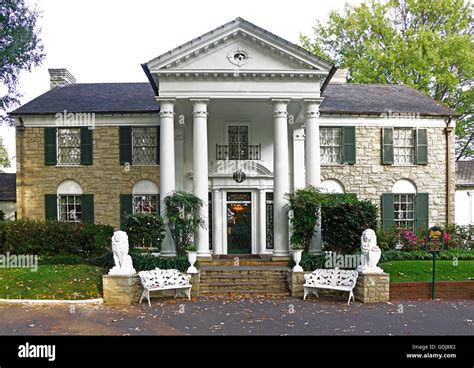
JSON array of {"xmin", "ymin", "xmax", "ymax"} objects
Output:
[{"xmin": 1, "ymin": 0, "xmax": 362, "ymax": 173}]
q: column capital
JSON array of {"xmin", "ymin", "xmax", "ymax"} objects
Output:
[
  {"xmin": 157, "ymin": 99, "xmax": 175, "ymax": 118},
  {"xmin": 304, "ymin": 98, "xmax": 323, "ymax": 119},
  {"xmin": 272, "ymin": 99, "xmax": 289, "ymax": 118},
  {"xmin": 191, "ymin": 99, "xmax": 209, "ymax": 118}
]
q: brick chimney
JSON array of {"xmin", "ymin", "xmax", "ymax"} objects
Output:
[
  {"xmin": 330, "ymin": 68, "xmax": 349, "ymax": 84},
  {"xmin": 48, "ymin": 68, "xmax": 76, "ymax": 89}
]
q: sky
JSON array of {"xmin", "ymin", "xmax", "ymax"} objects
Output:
[{"xmin": 1, "ymin": 0, "xmax": 362, "ymax": 173}]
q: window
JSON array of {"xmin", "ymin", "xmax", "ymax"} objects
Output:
[
  {"xmin": 57, "ymin": 128, "xmax": 81, "ymax": 165},
  {"xmin": 132, "ymin": 180, "xmax": 159, "ymax": 214},
  {"xmin": 56, "ymin": 180, "xmax": 83, "ymax": 223},
  {"xmin": 132, "ymin": 127, "xmax": 158, "ymax": 165},
  {"xmin": 394, "ymin": 194, "xmax": 415, "ymax": 229},
  {"xmin": 59, "ymin": 195, "xmax": 82, "ymax": 222},
  {"xmin": 320, "ymin": 128, "xmax": 342, "ymax": 164},
  {"xmin": 228, "ymin": 126, "xmax": 249, "ymax": 160},
  {"xmin": 393, "ymin": 128, "xmax": 415, "ymax": 164}
]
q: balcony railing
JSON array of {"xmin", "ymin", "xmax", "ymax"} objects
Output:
[{"xmin": 216, "ymin": 144, "xmax": 261, "ymax": 160}]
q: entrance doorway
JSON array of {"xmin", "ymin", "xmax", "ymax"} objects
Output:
[{"xmin": 227, "ymin": 192, "xmax": 251, "ymax": 254}]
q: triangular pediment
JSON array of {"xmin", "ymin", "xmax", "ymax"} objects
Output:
[{"xmin": 146, "ymin": 18, "xmax": 333, "ymax": 74}]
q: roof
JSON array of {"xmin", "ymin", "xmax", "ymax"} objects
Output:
[
  {"xmin": 11, "ymin": 83, "xmax": 160, "ymax": 116},
  {"xmin": 146, "ymin": 17, "xmax": 333, "ymax": 71},
  {"xmin": 456, "ymin": 161, "xmax": 474, "ymax": 187},
  {"xmin": 0, "ymin": 173, "xmax": 16, "ymax": 201},
  {"xmin": 320, "ymin": 84, "xmax": 456, "ymax": 117},
  {"xmin": 11, "ymin": 82, "xmax": 456, "ymax": 118}
]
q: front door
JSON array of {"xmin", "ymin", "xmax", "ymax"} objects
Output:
[{"xmin": 227, "ymin": 192, "xmax": 252, "ymax": 254}]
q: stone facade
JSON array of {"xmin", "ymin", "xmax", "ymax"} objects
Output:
[
  {"xmin": 16, "ymin": 126, "xmax": 160, "ymax": 229},
  {"xmin": 321, "ymin": 126, "xmax": 455, "ymax": 226}
]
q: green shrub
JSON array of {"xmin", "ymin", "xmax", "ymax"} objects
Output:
[
  {"xmin": 0, "ymin": 219, "xmax": 113, "ymax": 257},
  {"xmin": 122, "ymin": 213, "xmax": 166, "ymax": 252},
  {"xmin": 87, "ymin": 252, "xmax": 114, "ymax": 269},
  {"xmin": 380, "ymin": 249, "xmax": 474, "ymax": 262},
  {"xmin": 164, "ymin": 191, "xmax": 204, "ymax": 257},
  {"xmin": 130, "ymin": 249, "xmax": 189, "ymax": 272},
  {"xmin": 0, "ymin": 210, "xmax": 5, "ymax": 221},
  {"xmin": 321, "ymin": 199, "xmax": 377, "ymax": 254}
]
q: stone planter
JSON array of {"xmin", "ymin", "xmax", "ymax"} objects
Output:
[{"xmin": 186, "ymin": 251, "xmax": 198, "ymax": 274}]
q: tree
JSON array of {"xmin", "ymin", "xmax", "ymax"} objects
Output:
[
  {"xmin": 1, "ymin": 0, "xmax": 45, "ymax": 126},
  {"xmin": 0, "ymin": 137, "xmax": 10, "ymax": 171},
  {"xmin": 300, "ymin": 0, "xmax": 473, "ymax": 160}
]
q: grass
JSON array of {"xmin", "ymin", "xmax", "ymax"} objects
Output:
[
  {"xmin": 380, "ymin": 260, "xmax": 474, "ymax": 283},
  {"xmin": 0, "ymin": 265, "xmax": 105, "ymax": 300}
]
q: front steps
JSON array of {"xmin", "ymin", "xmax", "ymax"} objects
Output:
[
  {"xmin": 199, "ymin": 254, "xmax": 289, "ymax": 267},
  {"xmin": 199, "ymin": 265, "xmax": 291, "ymax": 296}
]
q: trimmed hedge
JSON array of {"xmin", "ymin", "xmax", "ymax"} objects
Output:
[
  {"xmin": 321, "ymin": 199, "xmax": 377, "ymax": 254},
  {"xmin": 380, "ymin": 249, "xmax": 474, "ymax": 262},
  {"xmin": 0, "ymin": 219, "xmax": 113, "ymax": 257}
]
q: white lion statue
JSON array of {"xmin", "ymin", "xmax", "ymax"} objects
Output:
[
  {"xmin": 357, "ymin": 229, "xmax": 383, "ymax": 274},
  {"xmin": 108, "ymin": 230, "xmax": 136, "ymax": 275}
]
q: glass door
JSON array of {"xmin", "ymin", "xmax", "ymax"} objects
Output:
[{"xmin": 227, "ymin": 192, "xmax": 252, "ymax": 254}]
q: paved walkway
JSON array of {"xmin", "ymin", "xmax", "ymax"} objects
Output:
[{"xmin": 0, "ymin": 297, "xmax": 472, "ymax": 335}]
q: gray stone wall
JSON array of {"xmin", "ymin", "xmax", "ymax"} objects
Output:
[{"xmin": 321, "ymin": 126, "xmax": 455, "ymax": 226}]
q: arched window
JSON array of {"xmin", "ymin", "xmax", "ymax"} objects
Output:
[
  {"xmin": 132, "ymin": 180, "xmax": 159, "ymax": 214},
  {"xmin": 320, "ymin": 179, "xmax": 345, "ymax": 194},
  {"xmin": 392, "ymin": 179, "xmax": 417, "ymax": 229},
  {"xmin": 57, "ymin": 180, "xmax": 83, "ymax": 222}
]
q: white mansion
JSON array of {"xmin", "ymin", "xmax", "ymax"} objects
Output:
[{"xmin": 12, "ymin": 18, "xmax": 456, "ymax": 259}]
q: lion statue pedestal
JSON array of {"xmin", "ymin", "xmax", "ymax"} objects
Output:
[{"xmin": 108, "ymin": 230, "xmax": 136, "ymax": 276}]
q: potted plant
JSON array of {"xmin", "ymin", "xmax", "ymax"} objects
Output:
[
  {"xmin": 185, "ymin": 244, "xmax": 198, "ymax": 274},
  {"xmin": 291, "ymin": 243, "xmax": 304, "ymax": 272}
]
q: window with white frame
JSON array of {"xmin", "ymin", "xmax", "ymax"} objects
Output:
[
  {"xmin": 394, "ymin": 194, "xmax": 415, "ymax": 229},
  {"xmin": 57, "ymin": 180, "xmax": 83, "ymax": 222},
  {"xmin": 132, "ymin": 127, "xmax": 158, "ymax": 165},
  {"xmin": 393, "ymin": 128, "xmax": 415, "ymax": 164},
  {"xmin": 57, "ymin": 128, "xmax": 81, "ymax": 165},
  {"xmin": 320, "ymin": 128, "xmax": 342, "ymax": 164},
  {"xmin": 132, "ymin": 180, "xmax": 159, "ymax": 214},
  {"xmin": 228, "ymin": 126, "xmax": 249, "ymax": 160}
]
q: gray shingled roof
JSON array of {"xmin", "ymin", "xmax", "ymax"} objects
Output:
[
  {"xmin": 0, "ymin": 173, "xmax": 16, "ymax": 201},
  {"xmin": 11, "ymin": 83, "xmax": 160, "ymax": 115},
  {"xmin": 321, "ymin": 84, "xmax": 456, "ymax": 117},
  {"xmin": 456, "ymin": 161, "xmax": 474, "ymax": 187},
  {"xmin": 11, "ymin": 82, "xmax": 455, "ymax": 117}
]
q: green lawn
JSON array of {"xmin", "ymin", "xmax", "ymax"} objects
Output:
[
  {"xmin": 0, "ymin": 265, "xmax": 105, "ymax": 300},
  {"xmin": 380, "ymin": 260, "xmax": 474, "ymax": 282}
]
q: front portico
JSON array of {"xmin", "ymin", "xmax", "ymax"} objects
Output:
[{"xmin": 144, "ymin": 18, "xmax": 332, "ymax": 258}]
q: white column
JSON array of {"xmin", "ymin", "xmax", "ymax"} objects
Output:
[
  {"xmin": 272, "ymin": 99, "xmax": 290, "ymax": 258},
  {"xmin": 258, "ymin": 189, "xmax": 267, "ymax": 255},
  {"xmin": 192, "ymin": 99, "xmax": 211, "ymax": 258},
  {"xmin": 159, "ymin": 99, "xmax": 176, "ymax": 257},
  {"xmin": 293, "ymin": 128, "xmax": 306, "ymax": 190},
  {"xmin": 212, "ymin": 189, "xmax": 223, "ymax": 255},
  {"xmin": 305, "ymin": 99, "xmax": 323, "ymax": 254}
]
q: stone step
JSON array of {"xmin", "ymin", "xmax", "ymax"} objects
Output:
[
  {"xmin": 200, "ymin": 284, "xmax": 289, "ymax": 292},
  {"xmin": 199, "ymin": 260, "xmax": 289, "ymax": 267},
  {"xmin": 200, "ymin": 290, "xmax": 290, "ymax": 297},
  {"xmin": 200, "ymin": 276, "xmax": 288, "ymax": 283}
]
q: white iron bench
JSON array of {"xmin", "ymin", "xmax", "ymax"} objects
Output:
[
  {"xmin": 303, "ymin": 268, "xmax": 358, "ymax": 305},
  {"xmin": 138, "ymin": 268, "xmax": 192, "ymax": 307}
]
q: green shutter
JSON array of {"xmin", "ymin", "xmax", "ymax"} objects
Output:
[
  {"xmin": 44, "ymin": 128, "xmax": 57, "ymax": 166},
  {"xmin": 381, "ymin": 193, "xmax": 394, "ymax": 228},
  {"xmin": 415, "ymin": 193, "xmax": 429, "ymax": 230},
  {"xmin": 80, "ymin": 127, "xmax": 93, "ymax": 165},
  {"xmin": 156, "ymin": 126, "xmax": 160, "ymax": 164},
  {"xmin": 382, "ymin": 128, "xmax": 394, "ymax": 165},
  {"xmin": 119, "ymin": 127, "xmax": 132, "ymax": 165},
  {"xmin": 45, "ymin": 194, "xmax": 58, "ymax": 220},
  {"xmin": 81, "ymin": 194, "xmax": 94, "ymax": 224},
  {"xmin": 342, "ymin": 126, "xmax": 356, "ymax": 164},
  {"xmin": 415, "ymin": 129, "xmax": 428, "ymax": 165},
  {"xmin": 120, "ymin": 194, "xmax": 133, "ymax": 230}
]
